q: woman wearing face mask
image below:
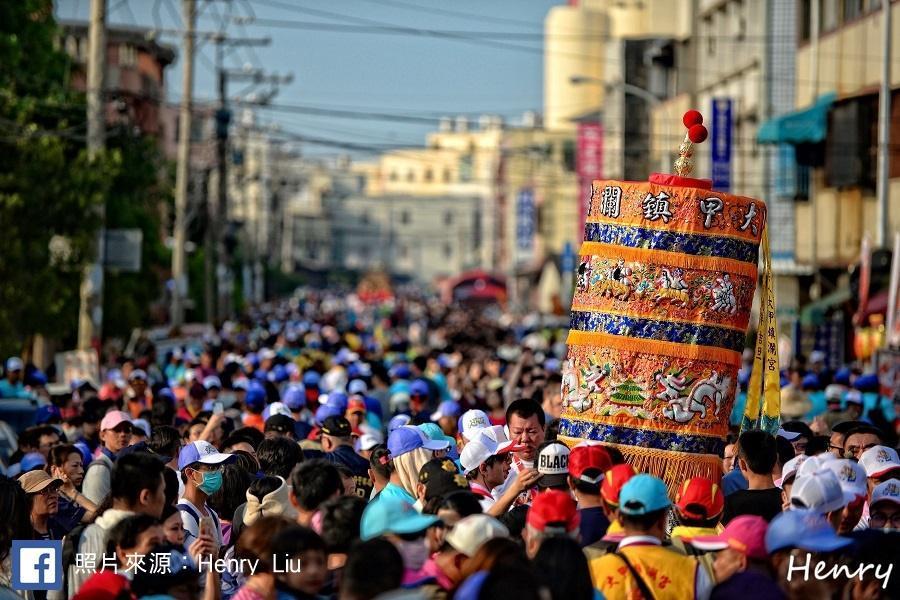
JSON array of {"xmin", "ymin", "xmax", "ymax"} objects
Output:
[
  {"xmin": 360, "ymin": 495, "xmax": 442, "ymax": 588},
  {"xmin": 176, "ymin": 440, "xmax": 237, "ymax": 551}
]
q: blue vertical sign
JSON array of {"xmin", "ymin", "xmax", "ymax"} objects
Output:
[
  {"xmin": 516, "ymin": 188, "xmax": 535, "ymax": 265},
  {"xmin": 711, "ymin": 98, "xmax": 732, "ymax": 192}
]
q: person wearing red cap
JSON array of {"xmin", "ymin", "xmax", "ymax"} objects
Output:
[
  {"xmin": 596, "ymin": 463, "xmax": 636, "ymax": 540},
  {"xmin": 568, "ymin": 444, "xmax": 613, "ymax": 547},
  {"xmin": 524, "ymin": 489, "xmax": 580, "ymax": 559},
  {"xmin": 671, "ymin": 477, "xmax": 725, "ymax": 541}
]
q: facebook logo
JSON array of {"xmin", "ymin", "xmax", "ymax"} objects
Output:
[{"xmin": 11, "ymin": 540, "xmax": 63, "ymax": 591}]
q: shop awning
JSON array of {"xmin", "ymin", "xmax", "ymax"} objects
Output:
[
  {"xmin": 757, "ymin": 92, "xmax": 837, "ymax": 145},
  {"xmin": 799, "ymin": 284, "xmax": 852, "ymax": 326}
]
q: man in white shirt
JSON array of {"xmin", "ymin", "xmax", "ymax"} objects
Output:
[{"xmin": 496, "ymin": 399, "xmax": 545, "ymax": 507}]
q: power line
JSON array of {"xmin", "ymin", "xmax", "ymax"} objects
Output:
[{"xmin": 351, "ymin": 0, "xmax": 543, "ymax": 30}]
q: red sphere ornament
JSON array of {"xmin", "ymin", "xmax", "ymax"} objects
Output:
[
  {"xmin": 688, "ymin": 124, "xmax": 708, "ymax": 144},
  {"xmin": 682, "ymin": 110, "xmax": 703, "ymax": 128}
]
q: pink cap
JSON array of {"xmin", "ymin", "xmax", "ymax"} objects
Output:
[
  {"xmin": 689, "ymin": 515, "xmax": 768, "ymax": 560},
  {"xmin": 100, "ymin": 410, "xmax": 133, "ymax": 431}
]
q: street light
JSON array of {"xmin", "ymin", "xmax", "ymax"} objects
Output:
[{"xmin": 570, "ymin": 75, "xmax": 670, "ymax": 173}]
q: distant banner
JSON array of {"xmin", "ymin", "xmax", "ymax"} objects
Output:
[
  {"xmin": 55, "ymin": 350, "xmax": 99, "ymax": 387},
  {"xmin": 711, "ymin": 98, "xmax": 733, "ymax": 192},
  {"xmin": 516, "ymin": 188, "xmax": 536, "ymax": 265},
  {"xmin": 876, "ymin": 349, "xmax": 900, "ymax": 399},
  {"xmin": 577, "ymin": 123, "xmax": 603, "ymax": 234}
]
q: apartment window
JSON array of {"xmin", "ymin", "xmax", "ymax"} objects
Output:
[
  {"xmin": 120, "ymin": 44, "xmax": 137, "ymax": 67},
  {"xmin": 844, "ymin": 0, "xmax": 863, "ymax": 22},
  {"xmin": 424, "ymin": 168, "xmax": 433, "ymax": 182},
  {"xmin": 389, "ymin": 170, "xmax": 398, "ymax": 182},
  {"xmin": 443, "ymin": 168, "xmax": 452, "ymax": 182},
  {"xmin": 704, "ymin": 16, "xmax": 715, "ymax": 56},
  {"xmin": 799, "ymin": 0, "xmax": 812, "ymax": 42},
  {"xmin": 406, "ymin": 170, "xmax": 415, "ymax": 182},
  {"xmin": 400, "ymin": 210, "xmax": 411, "ymax": 225},
  {"xmin": 444, "ymin": 243, "xmax": 453, "ymax": 259},
  {"xmin": 444, "ymin": 210, "xmax": 453, "ymax": 226},
  {"xmin": 821, "ymin": 0, "xmax": 840, "ymax": 32}
]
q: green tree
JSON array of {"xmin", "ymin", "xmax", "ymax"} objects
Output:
[{"xmin": 0, "ymin": 0, "xmax": 121, "ymax": 357}]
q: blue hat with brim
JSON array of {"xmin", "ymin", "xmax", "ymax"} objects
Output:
[
  {"xmin": 360, "ymin": 496, "xmax": 439, "ymax": 540},
  {"xmin": 388, "ymin": 425, "xmax": 449, "ymax": 457},
  {"xmin": 765, "ymin": 509, "xmax": 852, "ymax": 554},
  {"xmin": 618, "ymin": 474, "xmax": 671, "ymax": 516},
  {"xmin": 21, "ymin": 452, "xmax": 47, "ymax": 473}
]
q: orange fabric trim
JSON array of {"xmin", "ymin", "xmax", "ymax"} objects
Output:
[
  {"xmin": 565, "ymin": 330, "xmax": 742, "ymax": 366},
  {"xmin": 577, "ymin": 242, "xmax": 759, "ymax": 279}
]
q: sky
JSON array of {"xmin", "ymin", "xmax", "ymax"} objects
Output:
[{"xmin": 55, "ymin": 0, "xmax": 563, "ymax": 156}]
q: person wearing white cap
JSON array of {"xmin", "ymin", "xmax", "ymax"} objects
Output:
[
  {"xmin": 461, "ymin": 426, "xmax": 536, "ymax": 517},
  {"xmin": 431, "ymin": 515, "xmax": 509, "ymax": 590},
  {"xmin": 820, "ymin": 459, "xmax": 868, "ymax": 533},
  {"xmin": 0, "ymin": 356, "xmax": 28, "ymax": 399},
  {"xmin": 125, "ymin": 368, "xmax": 152, "ymax": 418},
  {"xmin": 790, "ymin": 468, "xmax": 858, "ymax": 531},
  {"xmin": 776, "ymin": 454, "xmax": 809, "ymax": 510},
  {"xmin": 177, "ymin": 440, "xmax": 236, "ymax": 550},
  {"xmin": 457, "ymin": 409, "xmax": 491, "ymax": 447},
  {"xmin": 868, "ymin": 479, "xmax": 900, "ymax": 532},
  {"xmin": 859, "ymin": 445, "xmax": 900, "ymax": 496},
  {"xmin": 82, "ymin": 410, "xmax": 134, "ymax": 504},
  {"xmin": 202, "ymin": 375, "xmax": 222, "ymax": 401}
]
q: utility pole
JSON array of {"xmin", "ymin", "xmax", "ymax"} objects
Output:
[
  {"xmin": 210, "ymin": 35, "xmax": 271, "ymax": 322},
  {"xmin": 171, "ymin": 0, "xmax": 196, "ymax": 328},
  {"xmin": 876, "ymin": 0, "xmax": 892, "ymax": 248},
  {"xmin": 77, "ymin": 0, "xmax": 106, "ymax": 351}
]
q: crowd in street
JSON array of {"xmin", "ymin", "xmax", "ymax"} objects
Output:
[{"xmin": 0, "ymin": 291, "xmax": 898, "ymax": 600}]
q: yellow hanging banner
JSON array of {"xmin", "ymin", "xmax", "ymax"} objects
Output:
[{"xmin": 741, "ymin": 227, "xmax": 781, "ymax": 434}]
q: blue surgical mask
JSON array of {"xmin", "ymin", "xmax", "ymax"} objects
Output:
[{"xmin": 195, "ymin": 470, "xmax": 222, "ymax": 495}]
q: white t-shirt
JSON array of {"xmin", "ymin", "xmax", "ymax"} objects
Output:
[{"xmin": 177, "ymin": 497, "xmax": 223, "ymax": 551}]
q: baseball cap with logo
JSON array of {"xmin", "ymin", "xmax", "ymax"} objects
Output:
[
  {"xmin": 321, "ymin": 416, "xmax": 353, "ymax": 438},
  {"xmin": 387, "ymin": 425, "xmax": 449, "ymax": 458},
  {"xmin": 445, "ymin": 514, "xmax": 509, "ymax": 557},
  {"xmin": 569, "ymin": 444, "xmax": 613, "ymax": 487},
  {"xmin": 600, "ymin": 463, "xmax": 636, "ymax": 506},
  {"xmin": 460, "ymin": 426, "xmax": 523, "ymax": 474},
  {"xmin": 178, "ymin": 440, "xmax": 236, "ymax": 471},
  {"xmin": 870, "ymin": 478, "xmax": 900, "ymax": 509},
  {"xmin": 860, "ymin": 445, "xmax": 900, "ymax": 479},
  {"xmin": 100, "ymin": 410, "xmax": 133, "ymax": 432},
  {"xmin": 775, "ymin": 454, "xmax": 810, "ymax": 488},
  {"xmin": 618, "ymin": 474, "xmax": 671, "ymax": 516},
  {"xmin": 458, "ymin": 409, "xmax": 491, "ymax": 441},
  {"xmin": 691, "ymin": 515, "xmax": 769, "ymax": 560},
  {"xmin": 535, "ymin": 441, "xmax": 570, "ymax": 488},
  {"xmin": 790, "ymin": 469, "xmax": 857, "ymax": 514},
  {"xmin": 674, "ymin": 477, "xmax": 725, "ymax": 520},
  {"xmin": 765, "ymin": 509, "xmax": 852, "ymax": 553},
  {"xmin": 418, "ymin": 458, "xmax": 469, "ymax": 502},
  {"xmin": 821, "ymin": 459, "xmax": 867, "ymax": 501},
  {"xmin": 527, "ymin": 489, "xmax": 579, "ymax": 534}
]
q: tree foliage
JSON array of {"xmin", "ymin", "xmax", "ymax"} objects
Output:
[{"xmin": 0, "ymin": 0, "xmax": 120, "ymax": 356}]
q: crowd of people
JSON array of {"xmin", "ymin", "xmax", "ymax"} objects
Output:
[{"xmin": 0, "ymin": 291, "xmax": 897, "ymax": 600}]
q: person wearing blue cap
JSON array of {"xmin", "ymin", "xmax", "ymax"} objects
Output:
[
  {"xmin": 282, "ymin": 383, "xmax": 314, "ymax": 440},
  {"xmin": 588, "ymin": 474, "xmax": 714, "ymax": 599},
  {"xmin": 406, "ymin": 379, "xmax": 432, "ymax": 424},
  {"xmin": 177, "ymin": 440, "xmax": 236, "ymax": 550},
  {"xmin": 374, "ymin": 426, "xmax": 449, "ymax": 505},
  {"xmin": 360, "ymin": 495, "xmax": 440, "ymax": 587},
  {"xmin": 430, "ymin": 400, "xmax": 462, "ymax": 438},
  {"xmin": 242, "ymin": 381, "xmax": 267, "ymax": 432},
  {"xmin": 765, "ymin": 509, "xmax": 852, "ymax": 597}
]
